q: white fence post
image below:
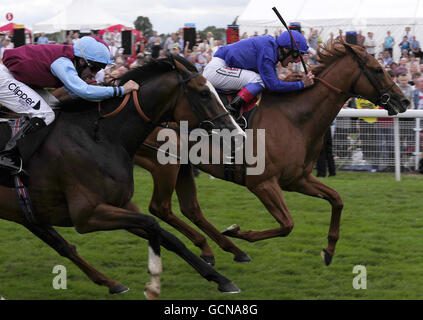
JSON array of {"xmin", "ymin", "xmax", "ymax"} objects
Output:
[
  {"xmin": 394, "ymin": 118, "xmax": 401, "ymax": 181},
  {"xmin": 415, "ymin": 118, "xmax": 421, "ymax": 171}
]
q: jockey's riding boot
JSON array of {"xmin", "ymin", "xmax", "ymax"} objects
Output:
[
  {"xmin": 226, "ymin": 95, "xmax": 248, "ymax": 129},
  {"xmin": 0, "ymin": 117, "xmax": 46, "ymax": 175}
]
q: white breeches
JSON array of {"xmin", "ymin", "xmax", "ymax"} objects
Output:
[
  {"xmin": 0, "ymin": 64, "xmax": 56, "ymax": 125},
  {"xmin": 202, "ymin": 57, "xmax": 265, "ymax": 91}
]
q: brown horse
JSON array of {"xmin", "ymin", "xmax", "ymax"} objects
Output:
[
  {"xmin": 134, "ymin": 40, "xmax": 410, "ymax": 267},
  {"xmin": 0, "ymin": 54, "xmax": 244, "ymax": 299}
]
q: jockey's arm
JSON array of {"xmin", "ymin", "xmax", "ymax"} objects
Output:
[
  {"xmin": 50, "ymin": 82, "xmax": 139, "ymax": 103},
  {"xmin": 258, "ymin": 58, "xmax": 304, "ymax": 93},
  {"xmin": 50, "ymin": 57, "xmax": 127, "ymax": 101}
]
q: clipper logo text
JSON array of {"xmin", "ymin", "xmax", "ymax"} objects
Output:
[{"xmin": 8, "ymin": 83, "xmax": 36, "ymax": 106}]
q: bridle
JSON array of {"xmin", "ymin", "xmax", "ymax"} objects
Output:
[
  {"xmin": 315, "ymin": 44, "xmax": 396, "ymax": 113},
  {"xmin": 97, "ymin": 56, "xmax": 229, "ymax": 135}
]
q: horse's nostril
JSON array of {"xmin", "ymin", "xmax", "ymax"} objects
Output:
[{"xmin": 401, "ymin": 98, "xmax": 411, "ymax": 107}]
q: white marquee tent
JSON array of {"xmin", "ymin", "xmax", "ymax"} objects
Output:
[
  {"xmin": 238, "ymin": 0, "xmax": 423, "ymax": 60},
  {"xmin": 32, "ymin": 0, "xmax": 132, "ymax": 33}
]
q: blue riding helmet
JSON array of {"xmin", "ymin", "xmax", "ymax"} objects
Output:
[
  {"xmin": 73, "ymin": 36, "xmax": 114, "ymax": 65},
  {"xmin": 276, "ymin": 30, "xmax": 309, "ymax": 54}
]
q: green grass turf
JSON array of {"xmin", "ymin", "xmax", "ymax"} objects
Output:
[{"xmin": 0, "ymin": 169, "xmax": 423, "ymax": 300}]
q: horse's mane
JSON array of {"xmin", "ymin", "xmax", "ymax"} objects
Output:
[
  {"xmin": 118, "ymin": 55, "xmax": 175, "ymax": 85},
  {"xmin": 171, "ymin": 53, "xmax": 199, "ymax": 73},
  {"xmin": 311, "ymin": 38, "xmax": 356, "ymax": 76},
  {"xmin": 118, "ymin": 53, "xmax": 198, "ymax": 85}
]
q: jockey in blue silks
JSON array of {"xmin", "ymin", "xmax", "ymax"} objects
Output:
[{"xmin": 203, "ymin": 30, "xmax": 315, "ymax": 125}]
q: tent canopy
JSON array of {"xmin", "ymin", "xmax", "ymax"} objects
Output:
[
  {"xmin": 238, "ymin": 0, "xmax": 423, "ymax": 60},
  {"xmin": 32, "ymin": 0, "xmax": 132, "ymax": 33},
  {"xmin": 0, "ymin": 23, "xmax": 32, "ymax": 35},
  {"xmin": 98, "ymin": 24, "xmax": 140, "ymax": 37}
]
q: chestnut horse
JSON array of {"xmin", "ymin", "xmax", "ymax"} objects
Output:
[
  {"xmin": 0, "ymin": 54, "xmax": 244, "ymax": 299},
  {"xmin": 134, "ymin": 40, "xmax": 410, "ymax": 267}
]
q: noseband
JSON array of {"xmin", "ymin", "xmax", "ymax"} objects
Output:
[{"xmin": 315, "ymin": 45, "xmax": 396, "ymax": 108}]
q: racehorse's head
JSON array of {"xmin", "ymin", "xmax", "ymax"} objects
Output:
[
  {"xmin": 168, "ymin": 55, "xmax": 245, "ymax": 137},
  {"xmin": 341, "ymin": 41, "xmax": 410, "ymax": 115},
  {"xmin": 119, "ymin": 54, "xmax": 244, "ymax": 137}
]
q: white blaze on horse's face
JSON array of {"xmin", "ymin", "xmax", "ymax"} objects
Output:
[{"xmin": 205, "ymin": 81, "xmax": 246, "ymax": 138}]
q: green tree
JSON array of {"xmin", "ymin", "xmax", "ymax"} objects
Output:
[{"xmin": 133, "ymin": 16, "xmax": 153, "ymax": 37}]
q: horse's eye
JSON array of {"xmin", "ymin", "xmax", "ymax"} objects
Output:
[
  {"xmin": 374, "ymin": 68, "xmax": 384, "ymax": 74},
  {"xmin": 200, "ymin": 90, "xmax": 211, "ymax": 98}
]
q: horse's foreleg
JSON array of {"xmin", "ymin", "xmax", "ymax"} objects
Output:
[
  {"xmin": 222, "ymin": 178, "xmax": 295, "ymax": 242},
  {"xmin": 22, "ymin": 223, "xmax": 128, "ymax": 294},
  {"xmin": 70, "ymin": 203, "xmax": 162, "ymax": 300},
  {"xmin": 175, "ymin": 164, "xmax": 251, "ymax": 263},
  {"xmin": 290, "ymin": 174, "xmax": 343, "ymax": 266},
  {"xmin": 148, "ymin": 164, "xmax": 216, "ymax": 265},
  {"xmin": 125, "ymin": 201, "xmax": 240, "ymax": 294}
]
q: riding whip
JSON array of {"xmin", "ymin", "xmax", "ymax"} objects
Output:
[{"xmin": 271, "ymin": 6, "xmax": 309, "ymax": 74}]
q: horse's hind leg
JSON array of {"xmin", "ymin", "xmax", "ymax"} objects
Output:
[
  {"xmin": 148, "ymin": 163, "xmax": 216, "ymax": 266},
  {"xmin": 69, "ymin": 203, "xmax": 162, "ymax": 300},
  {"xmin": 175, "ymin": 164, "xmax": 251, "ymax": 263},
  {"xmin": 22, "ymin": 222, "xmax": 128, "ymax": 294},
  {"xmin": 290, "ymin": 174, "xmax": 344, "ymax": 266},
  {"xmin": 125, "ymin": 201, "xmax": 240, "ymax": 294}
]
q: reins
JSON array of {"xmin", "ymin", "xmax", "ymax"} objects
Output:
[
  {"xmin": 314, "ymin": 76, "xmax": 348, "ymax": 96},
  {"xmin": 98, "ymin": 90, "xmax": 151, "ymax": 122}
]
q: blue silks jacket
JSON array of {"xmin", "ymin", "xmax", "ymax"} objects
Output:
[{"xmin": 214, "ymin": 35, "xmax": 304, "ymax": 93}]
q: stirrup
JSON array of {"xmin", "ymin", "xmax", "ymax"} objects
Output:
[
  {"xmin": 0, "ymin": 155, "xmax": 28, "ymax": 176},
  {"xmin": 227, "ymin": 109, "xmax": 247, "ymax": 130},
  {"xmin": 236, "ymin": 116, "xmax": 247, "ymax": 130}
]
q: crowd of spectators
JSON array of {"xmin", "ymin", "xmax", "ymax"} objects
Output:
[
  {"xmin": 2, "ymin": 24, "xmax": 422, "ymax": 108},
  {"xmin": 2, "ymin": 24, "xmax": 423, "ymax": 173},
  {"xmin": 2, "ymin": 25, "xmax": 420, "ymax": 92}
]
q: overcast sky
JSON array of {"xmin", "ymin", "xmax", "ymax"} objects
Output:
[{"xmin": 0, "ymin": 0, "xmax": 250, "ymax": 34}]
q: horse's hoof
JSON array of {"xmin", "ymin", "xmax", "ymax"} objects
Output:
[
  {"xmin": 144, "ymin": 281, "xmax": 160, "ymax": 300},
  {"xmin": 321, "ymin": 248, "xmax": 333, "ymax": 266},
  {"xmin": 222, "ymin": 224, "xmax": 240, "ymax": 237},
  {"xmin": 144, "ymin": 289, "xmax": 159, "ymax": 300},
  {"xmin": 218, "ymin": 281, "xmax": 241, "ymax": 294},
  {"xmin": 234, "ymin": 253, "xmax": 252, "ymax": 263},
  {"xmin": 201, "ymin": 255, "xmax": 215, "ymax": 267},
  {"xmin": 109, "ymin": 284, "xmax": 130, "ymax": 295}
]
